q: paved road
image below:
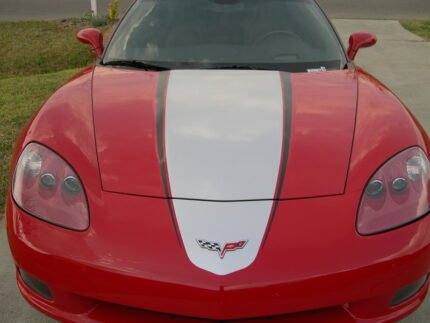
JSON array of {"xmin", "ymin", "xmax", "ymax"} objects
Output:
[
  {"xmin": 0, "ymin": 0, "xmax": 429, "ymax": 20},
  {"xmin": 0, "ymin": 0, "xmax": 135, "ymax": 20}
]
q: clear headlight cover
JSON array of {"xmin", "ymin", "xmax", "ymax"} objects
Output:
[
  {"xmin": 357, "ymin": 147, "xmax": 430, "ymax": 235},
  {"xmin": 12, "ymin": 143, "xmax": 89, "ymax": 231}
]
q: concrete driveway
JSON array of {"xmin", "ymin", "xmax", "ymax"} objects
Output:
[
  {"xmin": 1, "ymin": 19, "xmax": 430, "ymax": 323},
  {"xmin": 319, "ymin": 0, "xmax": 430, "ymax": 20}
]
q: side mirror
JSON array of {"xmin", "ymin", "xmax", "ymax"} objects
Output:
[
  {"xmin": 347, "ymin": 32, "xmax": 377, "ymax": 60},
  {"xmin": 77, "ymin": 28, "xmax": 104, "ymax": 58}
]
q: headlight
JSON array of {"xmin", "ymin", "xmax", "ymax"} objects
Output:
[
  {"xmin": 357, "ymin": 147, "xmax": 430, "ymax": 235},
  {"xmin": 12, "ymin": 143, "xmax": 89, "ymax": 231}
]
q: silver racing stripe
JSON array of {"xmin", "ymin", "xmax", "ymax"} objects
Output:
[
  {"xmin": 165, "ymin": 70, "xmax": 287, "ymax": 275},
  {"xmin": 165, "ymin": 70, "xmax": 284, "ymax": 201}
]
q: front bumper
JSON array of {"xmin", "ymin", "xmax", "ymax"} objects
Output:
[
  {"xmin": 6, "ymin": 191, "xmax": 430, "ymax": 322},
  {"xmin": 15, "ymin": 271, "xmax": 430, "ymax": 322}
]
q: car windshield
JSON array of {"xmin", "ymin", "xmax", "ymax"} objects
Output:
[{"xmin": 103, "ymin": 0, "xmax": 347, "ymax": 72}]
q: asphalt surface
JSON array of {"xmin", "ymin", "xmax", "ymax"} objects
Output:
[{"xmin": 0, "ymin": 0, "xmax": 429, "ymax": 20}]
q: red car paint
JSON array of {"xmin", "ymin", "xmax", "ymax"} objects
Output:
[
  {"xmin": 282, "ymin": 70, "xmax": 357, "ymax": 198},
  {"xmin": 77, "ymin": 28, "xmax": 104, "ymax": 58},
  {"xmin": 92, "ymin": 68, "xmax": 359, "ymax": 200},
  {"xmin": 92, "ymin": 68, "xmax": 165, "ymax": 197},
  {"xmin": 5, "ymin": 62, "xmax": 430, "ymax": 321}
]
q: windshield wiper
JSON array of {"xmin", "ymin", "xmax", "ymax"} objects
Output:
[
  {"xmin": 102, "ymin": 61, "xmax": 275, "ymax": 72},
  {"xmin": 101, "ymin": 60, "xmax": 170, "ymax": 71},
  {"xmin": 207, "ymin": 65, "xmax": 273, "ymax": 71}
]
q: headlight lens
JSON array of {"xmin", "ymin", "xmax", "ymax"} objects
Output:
[
  {"xmin": 357, "ymin": 147, "xmax": 430, "ymax": 235},
  {"xmin": 12, "ymin": 143, "xmax": 89, "ymax": 231}
]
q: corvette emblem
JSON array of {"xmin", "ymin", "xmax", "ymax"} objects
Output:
[{"xmin": 196, "ymin": 239, "xmax": 248, "ymax": 259}]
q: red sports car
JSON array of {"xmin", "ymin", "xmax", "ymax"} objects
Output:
[{"xmin": 6, "ymin": 0, "xmax": 430, "ymax": 322}]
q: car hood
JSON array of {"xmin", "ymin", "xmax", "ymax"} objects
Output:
[{"xmin": 92, "ymin": 67, "xmax": 357, "ymax": 200}]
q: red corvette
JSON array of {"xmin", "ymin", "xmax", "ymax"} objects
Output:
[{"xmin": 6, "ymin": 0, "xmax": 430, "ymax": 322}]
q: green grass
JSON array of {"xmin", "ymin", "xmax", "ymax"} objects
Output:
[
  {"xmin": 401, "ymin": 20, "xmax": 430, "ymax": 41},
  {"xmin": 0, "ymin": 69, "xmax": 79, "ymax": 213},
  {"xmin": 0, "ymin": 20, "xmax": 95, "ymax": 79},
  {"xmin": 0, "ymin": 18, "xmax": 110, "ymax": 213}
]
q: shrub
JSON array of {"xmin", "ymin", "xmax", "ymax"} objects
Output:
[
  {"xmin": 108, "ymin": 0, "xmax": 120, "ymax": 22},
  {"xmin": 91, "ymin": 15, "xmax": 109, "ymax": 27}
]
